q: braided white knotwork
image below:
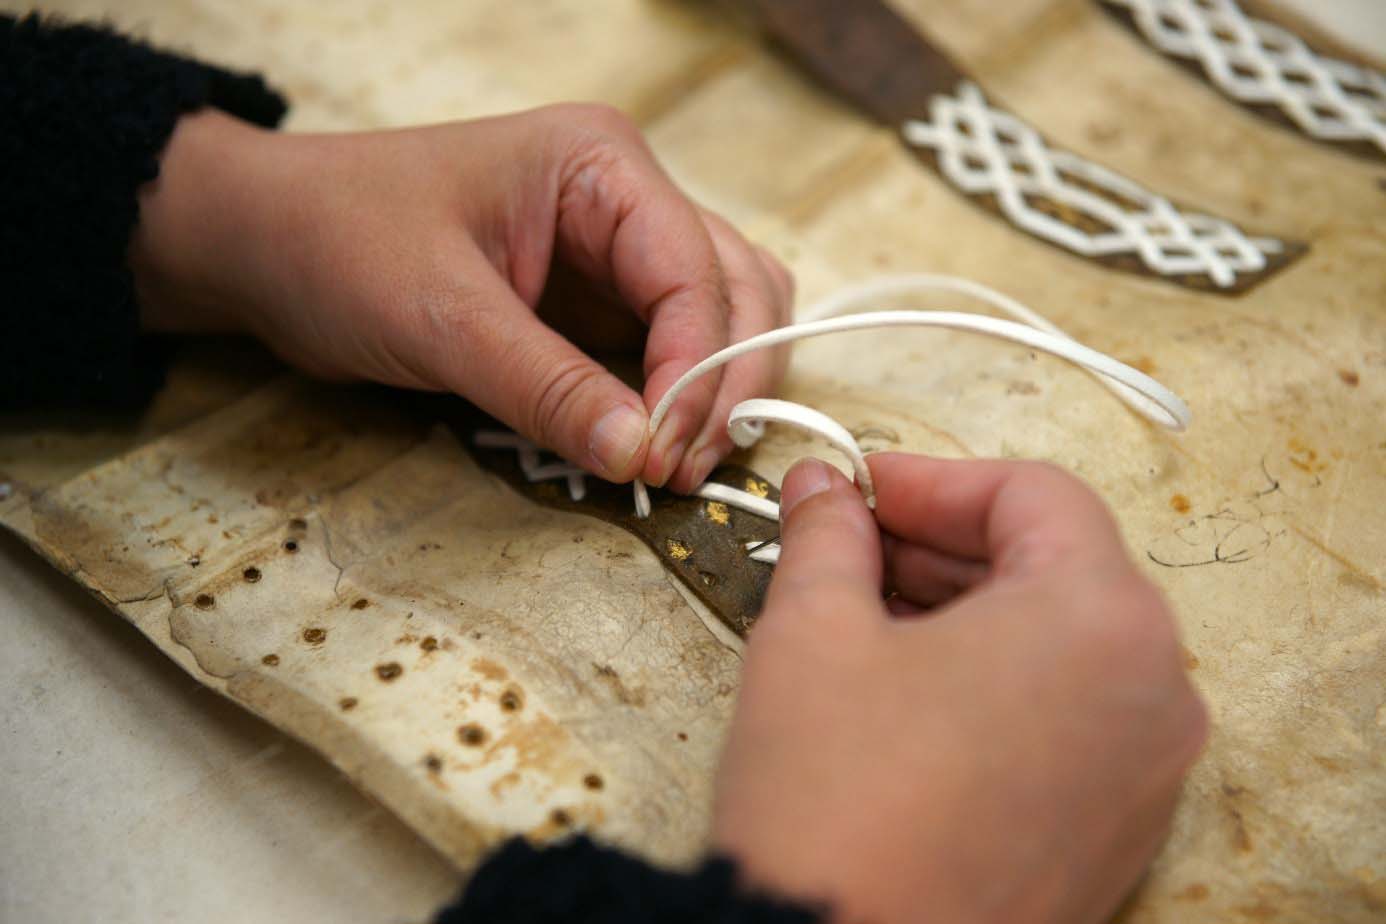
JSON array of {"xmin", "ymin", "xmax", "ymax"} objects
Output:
[
  {"xmin": 473, "ymin": 431, "xmax": 780, "ymax": 530},
  {"xmin": 1103, "ymin": 0, "xmax": 1386, "ymax": 155},
  {"xmin": 474, "ymin": 431, "xmax": 589, "ymax": 501},
  {"xmin": 901, "ymin": 81, "xmax": 1283, "ymax": 288}
]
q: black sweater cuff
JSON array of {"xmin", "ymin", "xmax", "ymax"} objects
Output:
[
  {"xmin": 0, "ymin": 14, "xmax": 286, "ymax": 411},
  {"xmin": 437, "ymin": 836, "xmax": 824, "ymax": 924}
]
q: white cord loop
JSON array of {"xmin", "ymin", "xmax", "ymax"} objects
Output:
[{"xmin": 727, "ymin": 398, "xmax": 876, "ymax": 508}]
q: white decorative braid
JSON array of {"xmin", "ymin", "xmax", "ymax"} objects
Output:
[
  {"xmin": 901, "ymin": 81, "xmax": 1283, "ymax": 288},
  {"xmin": 1103, "ymin": 0, "xmax": 1386, "ymax": 154},
  {"xmin": 473, "ymin": 431, "xmax": 589, "ymax": 501}
]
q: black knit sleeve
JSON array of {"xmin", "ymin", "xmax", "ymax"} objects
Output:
[
  {"xmin": 436, "ymin": 836, "xmax": 825, "ymax": 924},
  {"xmin": 0, "ymin": 13, "xmax": 286, "ymax": 411}
]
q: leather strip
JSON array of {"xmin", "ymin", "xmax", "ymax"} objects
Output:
[
  {"xmin": 739, "ymin": 0, "xmax": 1305, "ymax": 293},
  {"xmin": 1100, "ymin": 0, "xmax": 1386, "ymax": 163},
  {"xmin": 463, "ymin": 424, "xmax": 778, "ymax": 638}
]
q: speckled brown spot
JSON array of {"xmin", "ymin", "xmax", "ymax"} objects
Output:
[
  {"xmin": 375, "ymin": 662, "xmax": 402, "ymax": 682},
  {"xmin": 583, "ymin": 773, "xmax": 604, "ymax": 791},
  {"xmin": 676, "ymin": 732, "xmax": 688, "ymax": 742},
  {"xmin": 458, "ymin": 723, "xmax": 488, "ymax": 747},
  {"xmin": 243, "ymin": 566, "xmax": 262, "ymax": 583},
  {"xmin": 420, "ymin": 636, "xmax": 438, "ymax": 652},
  {"xmin": 302, "ymin": 627, "xmax": 326, "ymax": 645},
  {"xmin": 500, "ymin": 688, "xmax": 524, "ymax": 712},
  {"xmin": 194, "ymin": 593, "xmax": 215, "ymax": 610},
  {"xmin": 1175, "ymin": 883, "xmax": 1210, "ymax": 901},
  {"xmin": 261, "ymin": 653, "xmax": 280, "ymax": 667},
  {"xmin": 288, "ymin": 517, "xmax": 308, "ymax": 531},
  {"xmin": 339, "ymin": 696, "xmax": 358, "ymax": 711},
  {"xmin": 1181, "ymin": 645, "xmax": 1200, "ymax": 670},
  {"xmin": 424, "ymin": 753, "xmax": 443, "ymax": 773},
  {"xmin": 489, "ymin": 771, "xmax": 522, "ymax": 799},
  {"xmin": 550, "ymin": 808, "xmax": 573, "ymax": 828},
  {"xmin": 1339, "ymin": 369, "xmax": 1360, "ymax": 386},
  {"xmin": 471, "ymin": 658, "xmax": 508, "ymax": 682},
  {"xmin": 282, "ymin": 539, "xmax": 299, "ymax": 553},
  {"xmin": 351, "ymin": 597, "xmax": 370, "ymax": 610},
  {"xmin": 1170, "ymin": 493, "xmax": 1191, "ymax": 514}
]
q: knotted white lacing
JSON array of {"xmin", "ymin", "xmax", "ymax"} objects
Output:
[{"xmin": 478, "ymin": 274, "xmax": 1190, "ymax": 568}]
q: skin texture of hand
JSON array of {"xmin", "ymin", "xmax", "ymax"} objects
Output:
[
  {"xmin": 714, "ymin": 454, "xmax": 1208, "ymax": 924},
  {"xmin": 129, "ymin": 106, "xmax": 792, "ymax": 491}
]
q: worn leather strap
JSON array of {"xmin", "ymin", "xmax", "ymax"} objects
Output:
[
  {"xmin": 743, "ymin": 0, "xmax": 963, "ymax": 124},
  {"xmin": 736, "ymin": 0, "xmax": 1305, "ymax": 294}
]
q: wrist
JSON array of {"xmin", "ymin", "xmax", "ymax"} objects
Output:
[{"xmin": 128, "ymin": 108, "xmax": 284, "ymax": 335}]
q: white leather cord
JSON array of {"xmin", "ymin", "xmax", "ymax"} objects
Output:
[
  {"xmin": 793, "ymin": 273, "xmax": 1169, "ymax": 424},
  {"xmin": 694, "ymin": 481, "xmax": 780, "ymax": 520},
  {"xmin": 479, "ymin": 275, "xmax": 1191, "ymax": 579},
  {"xmin": 746, "ymin": 540, "xmax": 782, "ymax": 565},
  {"xmin": 632, "ymin": 289, "xmax": 1191, "ymax": 518}
]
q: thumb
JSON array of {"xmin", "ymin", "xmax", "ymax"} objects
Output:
[
  {"xmin": 763, "ymin": 458, "xmax": 884, "ymax": 620},
  {"xmin": 440, "ymin": 272, "xmax": 651, "ymax": 482}
]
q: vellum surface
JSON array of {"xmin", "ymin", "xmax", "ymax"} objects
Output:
[{"xmin": 3, "ymin": 0, "xmax": 1383, "ymax": 919}]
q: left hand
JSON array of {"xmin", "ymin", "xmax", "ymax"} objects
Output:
[{"xmin": 129, "ymin": 104, "xmax": 794, "ymax": 490}]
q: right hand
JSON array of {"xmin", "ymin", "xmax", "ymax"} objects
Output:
[{"xmin": 713, "ymin": 454, "xmax": 1208, "ymax": 924}]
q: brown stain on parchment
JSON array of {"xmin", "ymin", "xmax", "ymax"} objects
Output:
[
  {"xmin": 470, "ymin": 658, "xmax": 509, "ymax": 682},
  {"xmin": 593, "ymin": 663, "xmax": 647, "ymax": 707}
]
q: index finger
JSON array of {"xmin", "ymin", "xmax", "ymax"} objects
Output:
[
  {"xmin": 547, "ymin": 106, "xmax": 730, "ymax": 487},
  {"xmin": 866, "ymin": 453, "xmax": 1132, "ymax": 578}
]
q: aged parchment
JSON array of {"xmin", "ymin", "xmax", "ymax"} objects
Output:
[{"xmin": 2, "ymin": 1, "xmax": 1383, "ymax": 919}]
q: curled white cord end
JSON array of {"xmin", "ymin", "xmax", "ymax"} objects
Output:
[
  {"xmin": 633, "ymin": 478, "xmax": 652, "ymax": 519},
  {"xmin": 728, "ymin": 398, "xmax": 877, "ymax": 510}
]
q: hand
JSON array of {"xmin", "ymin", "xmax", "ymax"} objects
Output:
[
  {"xmin": 129, "ymin": 106, "xmax": 793, "ymax": 491},
  {"xmin": 714, "ymin": 454, "xmax": 1207, "ymax": 924}
]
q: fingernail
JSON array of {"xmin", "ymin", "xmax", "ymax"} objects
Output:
[
  {"xmin": 687, "ymin": 445, "xmax": 722, "ymax": 489},
  {"xmin": 647, "ymin": 415, "xmax": 687, "ymax": 487},
  {"xmin": 589, "ymin": 404, "xmax": 648, "ymax": 478},
  {"xmin": 779, "ymin": 458, "xmax": 834, "ymax": 522}
]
